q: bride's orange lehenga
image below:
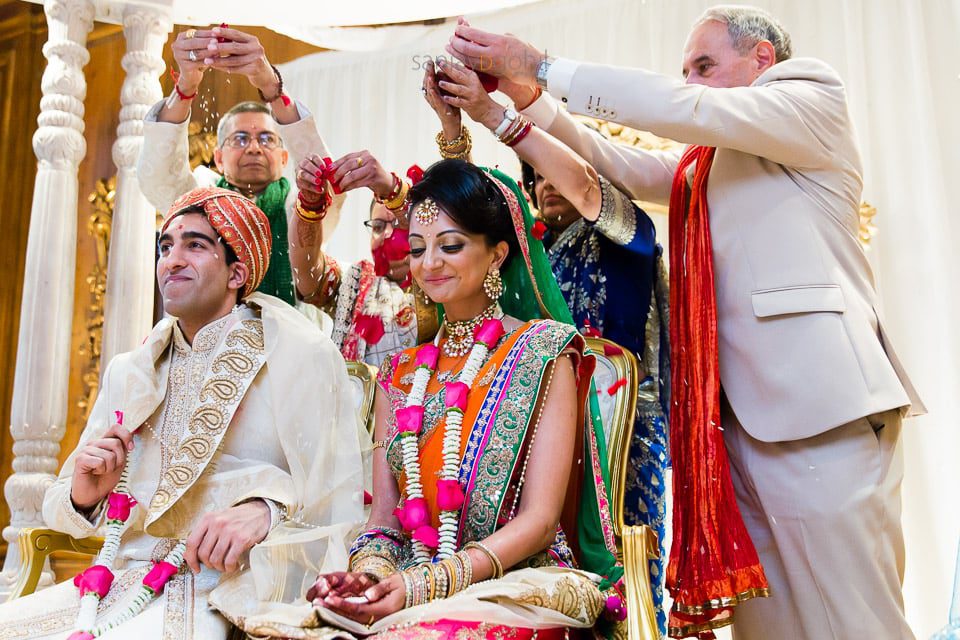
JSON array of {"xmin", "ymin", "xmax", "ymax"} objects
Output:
[{"xmin": 366, "ymin": 318, "xmax": 622, "ymax": 639}]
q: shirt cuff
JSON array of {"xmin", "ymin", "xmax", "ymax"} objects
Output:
[
  {"xmin": 546, "ymin": 57, "xmax": 580, "ymax": 104},
  {"xmin": 273, "ymin": 99, "xmax": 311, "ymax": 124},
  {"xmin": 519, "ymin": 91, "xmax": 562, "ymax": 130}
]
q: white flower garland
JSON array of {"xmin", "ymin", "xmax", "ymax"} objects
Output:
[
  {"xmin": 399, "ymin": 319, "xmax": 498, "ymax": 562},
  {"xmin": 69, "ymin": 429, "xmax": 186, "ymax": 639}
]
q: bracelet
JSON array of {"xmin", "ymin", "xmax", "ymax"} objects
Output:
[
  {"xmin": 174, "ymin": 83, "xmax": 196, "ymax": 101},
  {"xmin": 375, "ymin": 172, "xmax": 402, "ymax": 204},
  {"xmin": 464, "ymin": 540, "xmax": 504, "ymax": 579},
  {"xmin": 372, "ymin": 439, "xmax": 388, "ymax": 451},
  {"xmin": 257, "ymin": 63, "xmax": 290, "ymax": 106},
  {"xmin": 296, "ymin": 198, "xmax": 327, "ymax": 223},
  {"xmin": 497, "ymin": 116, "xmax": 527, "ymax": 145},
  {"xmin": 383, "ymin": 180, "xmax": 410, "ymax": 212},
  {"xmin": 436, "ymin": 126, "xmax": 472, "ymax": 159},
  {"xmin": 514, "ymin": 87, "xmax": 542, "ymax": 112},
  {"xmin": 505, "ymin": 120, "xmax": 534, "ymax": 148}
]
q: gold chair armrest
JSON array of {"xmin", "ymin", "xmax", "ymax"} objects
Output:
[
  {"xmin": 6, "ymin": 528, "xmax": 103, "ymax": 602},
  {"xmin": 622, "ymin": 524, "xmax": 661, "ymax": 640}
]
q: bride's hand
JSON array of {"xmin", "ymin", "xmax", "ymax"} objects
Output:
[
  {"xmin": 435, "ymin": 59, "xmax": 504, "ymax": 132},
  {"xmin": 306, "ymin": 571, "xmax": 378, "ymax": 604},
  {"xmin": 318, "ymin": 572, "xmax": 406, "ymax": 624}
]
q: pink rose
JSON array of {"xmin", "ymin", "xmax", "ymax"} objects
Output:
[
  {"xmin": 444, "ymin": 382, "xmax": 469, "ymax": 411},
  {"xmin": 393, "ymin": 497, "xmax": 430, "ymax": 531},
  {"xmin": 142, "ymin": 561, "xmax": 179, "ymax": 595},
  {"xmin": 396, "ymin": 406, "xmax": 425, "ymax": 435},
  {"xmin": 414, "ymin": 344, "xmax": 440, "ymax": 370},
  {"xmin": 68, "ymin": 633, "xmax": 95, "ymax": 640},
  {"xmin": 474, "ymin": 319, "xmax": 505, "ymax": 348},
  {"xmin": 436, "ymin": 479, "xmax": 465, "ymax": 511},
  {"xmin": 354, "ymin": 314, "xmax": 385, "ymax": 345},
  {"xmin": 106, "ymin": 492, "xmax": 137, "ymax": 522},
  {"xmin": 412, "ymin": 525, "xmax": 439, "ymax": 549},
  {"xmin": 73, "ymin": 565, "xmax": 114, "ymax": 599}
]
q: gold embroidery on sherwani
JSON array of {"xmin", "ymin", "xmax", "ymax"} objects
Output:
[
  {"xmin": 146, "ymin": 316, "xmax": 265, "ymax": 525},
  {"xmin": 512, "ymin": 573, "xmax": 605, "ymax": 624}
]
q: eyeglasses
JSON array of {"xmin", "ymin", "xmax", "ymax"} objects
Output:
[
  {"xmin": 363, "ymin": 219, "xmax": 397, "ymax": 237},
  {"xmin": 221, "ymin": 131, "xmax": 282, "ymax": 150}
]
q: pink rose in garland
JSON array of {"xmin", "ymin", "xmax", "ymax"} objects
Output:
[
  {"xmin": 393, "ymin": 496, "xmax": 430, "ymax": 531},
  {"xmin": 73, "ymin": 565, "xmax": 114, "ymax": 599},
  {"xmin": 412, "ymin": 525, "xmax": 439, "ymax": 549},
  {"xmin": 396, "ymin": 406, "xmax": 425, "ymax": 435},
  {"xmin": 106, "ymin": 492, "xmax": 137, "ymax": 522},
  {"xmin": 436, "ymin": 479, "xmax": 465, "ymax": 511},
  {"xmin": 68, "ymin": 632, "xmax": 95, "ymax": 640},
  {"xmin": 474, "ymin": 318, "xmax": 505, "ymax": 348},
  {"xmin": 414, "ymin": 343, "xmax": 440, "ymax": 369},
  {"xmin": 142, "ymin": 560, "xmax": 179, "ymax": 595},
  {"xmin": 444, "ymin": 382, "xmax": 469, "ymax": 412}
]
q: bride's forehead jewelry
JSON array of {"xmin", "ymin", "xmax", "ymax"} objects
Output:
[{"xmin": 413, "ymin": 197, "xmax": 441, "ymax": 226}]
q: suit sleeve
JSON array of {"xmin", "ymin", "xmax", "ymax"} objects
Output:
[
  {"xmin": 41, "ymin": 358, "xmax": 125, "ymax": 538},
  {"xmin": 521, "ymin": 92, "xmax": 679, "ymax": 204},
  {"xmin": 137, "ymin": 97, "xmax": 202, "ymax": 212},
  {"xmin": 547, "ymin": 57, "xmax": 846, "ymax": 171}
]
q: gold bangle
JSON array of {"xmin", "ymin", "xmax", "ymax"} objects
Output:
[
  {"xmin": 372, "ymin": 439, "xmax": 387, "ymax": 451},
  {"xmin": 465, "ymin": 540, "xmax": 504, "ymax": 579},
  {"xmin": 384, "ymin": 181, "xmax": 409, "ymax": 211},
  {"xmin": 436, "ymin": 125, "xmax": 471, "ymax": 152},
  {"xmin": 296, "ymin": 199, "xmax": 326, "ymax": 223}
]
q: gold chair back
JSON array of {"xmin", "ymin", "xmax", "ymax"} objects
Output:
[
  {"xmin": 346, "ymin": 360, "xmax": 378, "ymax": 435},
  {"xmin": 585, "ymin": 336, "xmax": 661, "ymax": 640},
  {"xmin": 6, "ymin": 528, "xmax": 103, "ymax": 602}
]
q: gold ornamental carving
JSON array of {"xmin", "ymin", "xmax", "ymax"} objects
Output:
[{"xmin": 77, "ymin": 177, "xmax": 114, "ymax": 422}]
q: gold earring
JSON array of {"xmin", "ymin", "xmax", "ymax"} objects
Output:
[
  {"xmin": 417, "ymin": 283, "xmax": 432, "ymax": 305},
  {"xmin": 483, "ymin": 266, "xmax": 503, "ymax": 300}
]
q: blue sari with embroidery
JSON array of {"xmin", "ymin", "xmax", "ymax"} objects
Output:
[{"xmin": 544, "ymin": 176, "xmax": 671, "ymax": 635}]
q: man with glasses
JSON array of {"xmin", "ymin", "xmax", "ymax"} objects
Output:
[
  {"xmin": 291, "ymin": 151, "xmax": 438, "ymax": 367},
  {"xmin": 138, "ymin": 25, "xmax": 341, "ymax": 307}
]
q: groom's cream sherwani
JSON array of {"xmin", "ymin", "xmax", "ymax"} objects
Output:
[{"xmin": 0, "ymin": 294, "xmax": 365, "ymax": 640}]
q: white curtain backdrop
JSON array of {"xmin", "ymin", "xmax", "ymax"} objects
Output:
[{"xmin": 278, "ymin": 0, "xmax": 960, "ymax": 635}]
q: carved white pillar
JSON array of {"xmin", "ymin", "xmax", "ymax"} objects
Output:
[
  {"xmin": 0, "ymin": 0, "xmax": 95, "ymax": 596},
  {"xmin": 100, "ymin": 5, "xmax": 171, "ymax": 365}
]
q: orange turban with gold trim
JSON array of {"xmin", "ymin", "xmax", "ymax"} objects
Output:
[{"xmin": 161, "ymin": 187, "xmax": 272, "ymax": 298}]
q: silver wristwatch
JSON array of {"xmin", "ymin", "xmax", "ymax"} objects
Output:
[
  {"xmin": 493, "ymin": 107, "xmax": 519, "ymax": 138},
  {"xmin": 536, "ymin": 56, "xmax": 555, "ymax": 90}
]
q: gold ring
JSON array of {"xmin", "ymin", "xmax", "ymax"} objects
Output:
[
  {"xmin": 367, "ymin": 614, "xmax": 375, "ymax": 625},
  {"xmin": 184, "ymin": 28, "xmax": 197, "ymax": 39},
  {"xmin": 357, "ymin": 157, "xmax": 364, "ymax": 168}
]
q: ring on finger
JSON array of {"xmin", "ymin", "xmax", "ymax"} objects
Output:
[
  {"xmin": 184, "ymin": 28, "xmax": 197, "ymax": 39},
  {"xmin": 357, "ymin": 157, "xmax": 363, "ymax": 168},
  {"xmin": 188, "ymin": 49, "xmax": 198, "ymax": 62},
  {"xmin": 368, "ymin": 615, "xmax": 375, "ymax": 625}
]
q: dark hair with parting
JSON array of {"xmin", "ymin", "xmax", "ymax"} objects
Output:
[
  {"xmin": 520, "ymin": 160, "xmax": 537, "ymax": 209},
  {"xmin": 407, "ymin": 159, "xmax": 520, "ymax": 270}
]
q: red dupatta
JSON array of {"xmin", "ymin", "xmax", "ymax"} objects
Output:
[{"xmin": 666, "ymin": 145, "xmax": 769, "ymax": 638}]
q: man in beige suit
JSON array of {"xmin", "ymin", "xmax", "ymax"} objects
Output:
[{"xmin": 448, "ymin": 6, "xmax": 923, "ymax": 639}]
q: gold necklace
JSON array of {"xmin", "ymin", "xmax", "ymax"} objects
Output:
[{"xmin": 440, "ymin": 302, "xmax": 503, "ymax": 358}]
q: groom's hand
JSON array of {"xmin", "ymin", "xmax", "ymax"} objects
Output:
[
  {"xmin": 184, "ymin": 499, "xmax": 271, "ymax": 574},
  {"xmin": 446, "ymin": 18, "xmax": 543, "ymax": 87},
  {"xmin": 70, "ymin": 423, "xmax": 134, "ymax": 512}
]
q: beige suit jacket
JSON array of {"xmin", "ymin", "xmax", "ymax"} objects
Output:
[{"xmin": 525, "ymin": 57, "xmax": 923, "ymax": 442}]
